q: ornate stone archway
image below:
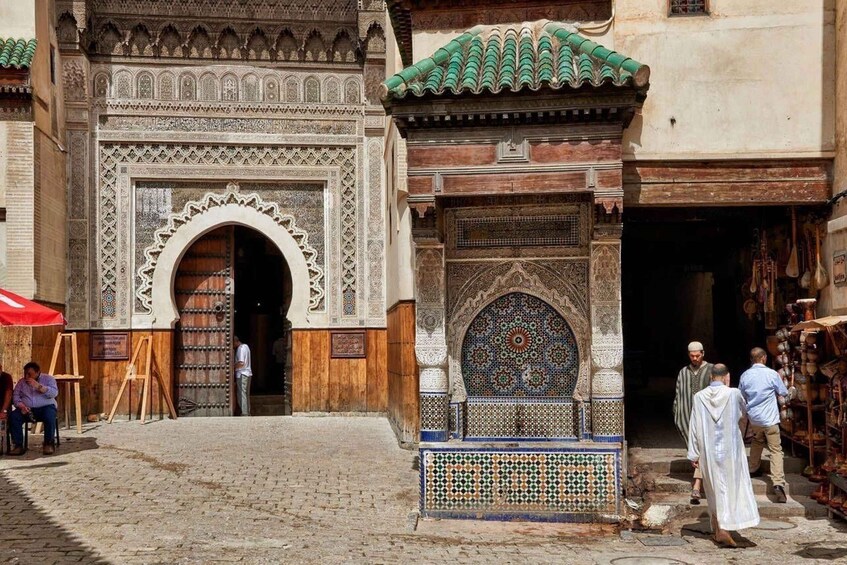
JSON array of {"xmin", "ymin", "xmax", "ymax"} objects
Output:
[{"xmin": 136, "ymin": 186, "xmax": 321, "ymax": 329}]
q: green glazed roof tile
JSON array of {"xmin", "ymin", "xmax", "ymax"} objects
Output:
[
  {"xmin": 383, "ymin": 21, "xmax": 649, "ymax": 101},
  {"xmin": 0, "ymin": 38, "xmax": 37, "ymax": 69}
]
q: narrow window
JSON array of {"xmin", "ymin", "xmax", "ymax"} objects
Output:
[
  {"xmin": 669, "ymin": 0, "xmax": 708, "ymax": 16},
  {"xmin": 50, "ymin": 46, "xmax": 56, "ymax": 83}
]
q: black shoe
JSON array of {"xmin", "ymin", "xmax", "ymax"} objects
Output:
[
  {"xmin": 750, "ymin": 469, "xmax": 763, "ymax": 478},
  {"xmin": 774, "ymin": 485, "xmax": 787, "ymax": 503}
]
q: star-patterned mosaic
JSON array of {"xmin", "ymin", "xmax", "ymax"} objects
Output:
[
  {"xmin": 461, "ymin": 292, "xmax": 579, "ymax": 397},
  {"xmin": 421, "ymin": 448, "xmax": 619, "ymax": 516}
]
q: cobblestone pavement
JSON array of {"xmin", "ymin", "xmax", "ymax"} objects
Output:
[{"xmin": 1, "ymin": 416, "xmax": 846, "ymax": 564}]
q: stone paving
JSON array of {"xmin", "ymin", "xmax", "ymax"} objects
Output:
[{"xmin": 1, "ymin": 416, "xmax": 846, "ymax": 564}]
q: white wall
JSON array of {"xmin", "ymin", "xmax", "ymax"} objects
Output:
[
  {"xmin": 406, "ymin": 2, "xmax": 835, "ymax": 161},
  {"xmin": 617, "ymin": 0, "xmax": 836, "ymax": 160},
  {"xmin": 0, "ymin": 0, "xmax": 35, "ymax": 38},
  {"xmin": 819, "ymin": 0, "xmax": 847, "ymax": 316}
]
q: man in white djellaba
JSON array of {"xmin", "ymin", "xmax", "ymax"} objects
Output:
[{"xmin": 688, "ymin": 363, "xmax": 760, "ymax": 547}]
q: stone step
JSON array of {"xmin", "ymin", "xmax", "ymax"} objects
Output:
[
  {"xmin": 250, "ymin": 395, "xmax": 287, "ymax": 416},
  {"xmin": 645, "ymin": 492, "xmax": 811, "ymax": 523},
  {"xmin": 629, "ymin": 447, "xmax": 806, "ymax": 475},
  {"xmin": 653, "ymin": 473, "xmax": 818, "ymax": 497}
]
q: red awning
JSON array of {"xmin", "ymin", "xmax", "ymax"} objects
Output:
[{"xmin": 0, "ymin": 288, "xmax": 65, "ymax": 326}]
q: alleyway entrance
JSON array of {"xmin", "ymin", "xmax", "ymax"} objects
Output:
[
  {"xmin": 173, "ymin": 225, "xmax": 292, "ymax": 417},
  {"xmin": 622, "ymin": 207, "xmax": 801, "ymax": 447}
]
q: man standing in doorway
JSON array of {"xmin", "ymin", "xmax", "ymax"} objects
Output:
[
  {"xmin": 673, "ymin": 341, "xmax": 713, "ymax": 504},
  {"xmin": 234, "ymin": 336, "xmax": 253, "ymax": 417},
  {"xmin": 739, "ymin": 346, "xmax": 788, "ymax": 503}
]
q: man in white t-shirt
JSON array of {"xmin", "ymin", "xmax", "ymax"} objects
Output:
[{"xmin": 233, "ymin": 335, "xmax": 252, "ymax": 416}]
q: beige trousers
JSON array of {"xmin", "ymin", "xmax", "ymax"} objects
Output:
[{"xmin": 749, "ymin": 424, "xmax": 785, "ymax": 487}]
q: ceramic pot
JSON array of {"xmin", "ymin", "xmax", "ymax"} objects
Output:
[
  {"xmin": 807, "ymin": 385, "xmax": 819, "ymax": 403},
  {"xmin": 805, "ymin": 333, "xmax": 818, "ymax": 345}
]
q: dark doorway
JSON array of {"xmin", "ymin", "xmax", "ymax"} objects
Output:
[
  {"xmin": 232, "ymin": 226, "xmax": 292, "ymax": 415},
  {"xmin": 622, "ymin": 207, "xmax": 804, "ymax": 447},
  {"xmin": 173, "ymin": 225, "xmax": 292, "ymax": 417}
]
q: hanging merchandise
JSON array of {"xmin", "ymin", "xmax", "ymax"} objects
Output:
[
  {"xmin": 786, "ymin": 207, "xmax": 800, "ymax": 278},
  {"xmin": 752, "ymin": 229, "xmax": 779, "ymax": 330},
  {"xmin": 815, "ymin": 224, "xmax": 829, "ymax": 290},
  {"xmin": 801, "ymin": 223, "xmax": 814, "ymax": 292}
]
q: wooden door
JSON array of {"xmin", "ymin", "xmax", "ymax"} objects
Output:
[{"xmin": 174, "ymin": 226, "xmax": 233, "ymax": 417}]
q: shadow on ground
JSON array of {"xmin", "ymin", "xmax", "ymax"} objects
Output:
[
  {"xmin": 0, "ymin": 465, "xmax": 110, "ymax": 564},
  {"xmin": 5, "ymin": 435, "xmax": 99, "ymax": 460},
  {"xmin": 794, "ymin": 542, "xmax": 847, "ymax": 560},
  {"xmin": 680, "ymin": 517, "xmax": 757, "ymax": 549}
]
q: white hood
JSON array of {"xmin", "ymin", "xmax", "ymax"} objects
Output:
[{"xmin": 697, "ymin": 384, "xmax": 732, "ymax": 422}]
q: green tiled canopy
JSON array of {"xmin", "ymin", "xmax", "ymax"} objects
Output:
[
  {"xmin": 0, "ymin": 38, "xmax": 37, "ymax": 69},
  {"xmin": 383, "ymin": 21, "xmax": 648, "ymax": 101}
]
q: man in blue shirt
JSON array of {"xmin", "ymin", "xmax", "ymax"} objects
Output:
[
  {"xmin": 738, "ymin": 347, "xmax": 788, "ymax": 503},
  {"xmin": 8, "ymin": 361, "xmax": 59, "ymax": 456}
]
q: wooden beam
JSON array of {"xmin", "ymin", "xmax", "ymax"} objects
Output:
[{"xmin": 623, "ymin": 159, "xmax": 831, "ymax": 207}]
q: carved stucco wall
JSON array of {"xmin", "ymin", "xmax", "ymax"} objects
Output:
[{"xmin": 65, "ymin": 61, "xmax": 386, "ymax": 330}]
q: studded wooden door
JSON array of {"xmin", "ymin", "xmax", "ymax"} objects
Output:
[{"xmin": 174, "ymin": 226, "xmax": 233, "ymax": 417}]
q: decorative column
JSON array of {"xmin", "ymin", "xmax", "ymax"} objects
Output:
[
  {"xmin": 414, "ymin": 240, "xmax": 449, "ymax": 442},
  {"xmin": 590, "ymin": 197, "xmax": 625, "ymax": 443},
  {"xmin": 58, "ymin": 7, "xmax": 92, "ymax": 328}
]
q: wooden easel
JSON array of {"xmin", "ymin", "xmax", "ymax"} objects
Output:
[
  {"xmin": 107, "ymin": 335, "xmax": 177, "ymax": 424},
  {"xmin": 47, "ymin": 332, "xmax": 85, "ymax": 434}
]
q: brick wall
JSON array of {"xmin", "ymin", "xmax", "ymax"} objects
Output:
[
  {"xmin": 33, "ymin": 128, "xmax": 67, "ymax": 304},
  {"xmin": 2, "ymin": 121, "xmax": 35, "ymax": 297}
]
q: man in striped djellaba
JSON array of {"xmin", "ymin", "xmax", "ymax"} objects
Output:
[{"xmin": 673, "ymin": 341, "xmax": 714, "ymax": 505}]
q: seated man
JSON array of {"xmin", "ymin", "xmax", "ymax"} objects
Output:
[{"xmin": 8, "ymin": 362, "xmax": 58, "ymax": 455}]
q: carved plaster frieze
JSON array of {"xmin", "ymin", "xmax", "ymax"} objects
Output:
[
  {"xmin": 590, "ymin": 241, "xmax": 624, "ymax": 398},
  {"xmin": 136, "ymin": 186, "xmax": 324, "ymax": 314},
  {"xmin": 96, "ymin": 143, "xmax": 360, "ymax": 327},
  {"xmin": 89, "ymin": 65, "xmax": 365, "ymax": 109},
  {"xmin": 415, "ymin": 246, "xmax": 448, "ymax": 393}
]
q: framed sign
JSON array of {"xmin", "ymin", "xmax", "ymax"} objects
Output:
[
  {"xmin": 90, "ymin": 331, "xmax": 130, "ymax": 360},
  {"xmin": 330, "ymin": 330, "xmax": 367, "ymax": 358},
  {"xmin": 834, "ymin": 251, "xmax": 846, "ymax": 287}
]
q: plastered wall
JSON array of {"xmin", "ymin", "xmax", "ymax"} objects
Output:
[
  {"xmin": 0, "ymin": 0, "xmax": 35, "ymax": 38},
  {"xmin": 406, "ymin": 1, "xmax": 835, "ymax": 161},
  {"xmin": 820, "ymin": 0, "xmax": 847, "ymax": 316},
  {"xmin": 616, "ymin": 0, "xmax": 836, "ymax": 160}
]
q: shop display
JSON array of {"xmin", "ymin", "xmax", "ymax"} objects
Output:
[
  {"xmin": 777, "ymin": 308, "xmax": 828, "ymax": 471},
  {"xmin": 785, "ymin": 312, "xmax": 847, "ymax": 520}
]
